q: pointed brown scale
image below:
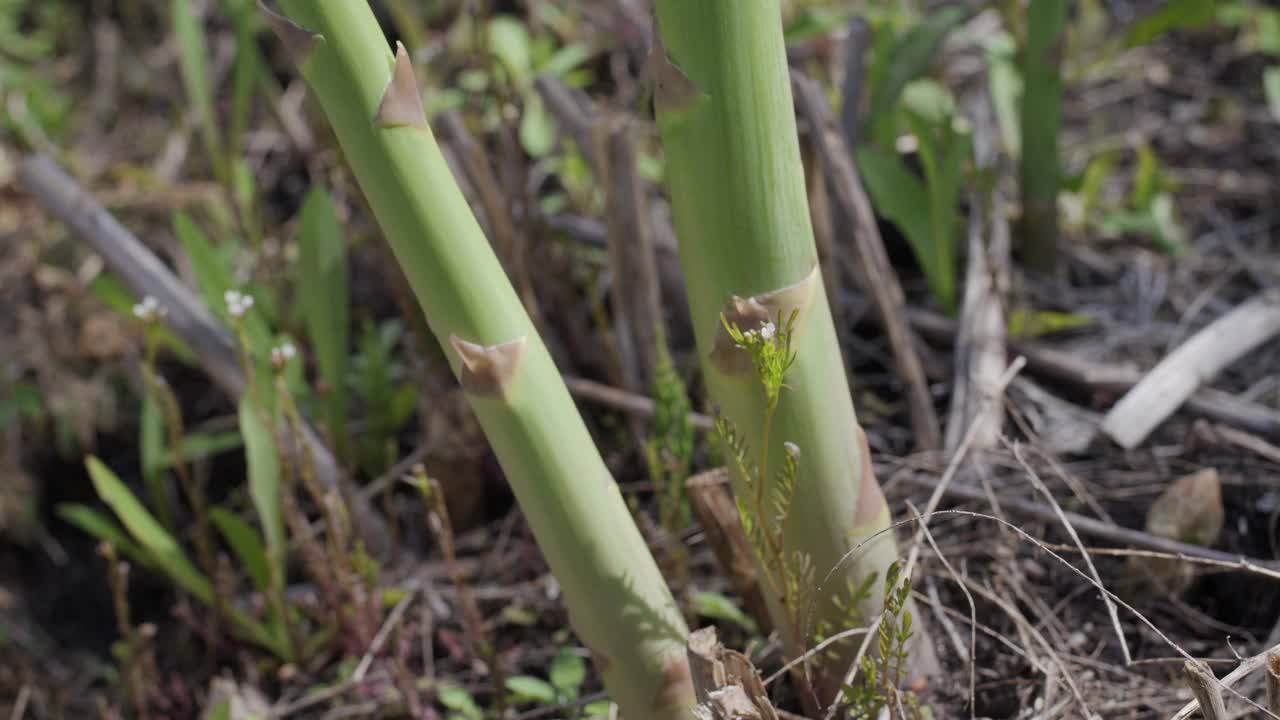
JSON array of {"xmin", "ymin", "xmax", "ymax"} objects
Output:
[
  {"xmin": 449, "ymin": 335, "xmax": 526, "ymax": 397},
  {"xmin": 708, "ymin": 265, "xmax": 820, "ymax": 376},
  {"xmin": 644, "ymin": 10, "xmax": 705, "ymax": 122},
  {"xmin": 651, "ymin": 654, "xmax": 695, "ymax": 713},
  {"xmin": 375, "ymin": 42, "xmax": 429, "ymax": 130},
  {"xmin": 256, "ymin": 1, "xmax": 323, "ymax": 66},
  {"xmin": 648, "ymin": 46, "xmax": 705, "ymax": 120}
]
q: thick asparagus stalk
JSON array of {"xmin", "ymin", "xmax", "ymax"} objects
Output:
[
  {"xmin": 650, "ymin": 0, "xmax": 931, "ymax": 699},
  {"xmin": 261, "ymin": 3, "xmax": 694, "ymax": 717}
]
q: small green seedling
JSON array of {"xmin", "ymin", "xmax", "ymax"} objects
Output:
[
  {"xmin": 505, "ymin": 647, "xmax": 597, "ymax": 716},
  {"xmin": 437, "ymin": 684, "xmax": 484, "ymax": 720}
]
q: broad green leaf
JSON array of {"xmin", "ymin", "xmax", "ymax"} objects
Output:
[
  {"xmin": 900, "ymin": 79, "xmax": 955, "ymax": 125},
  {"xmin": 519, "ymin": 97, "xmax": 556, "ymax": 159},
  {"xmin": 437, "ymin": 685, "xmax": 482, "ymax": 720},
  {"xmin": 488, "ymin": 16, "xmax": 532, "ymax": 83},
  {"xmin": 540, "ymin": 43, "xmax": 593, "ymax": 78},
  {"xmin": 692, "ymin": 591, "xmax": 758, "ymax": 634},
  {"xmin": 210, "ymin": 507, "xmax": 270, "ymax": 593},
  {"xmin": 855, "ymin": 145, "xmax": 943, "ymax": 303},
  {"xmin": 238, "ymin": 398, "xmax": 285, "ymax": 582},
  {"xmin": 56, "ymin": 503, "xmax": 155, "ymax": 570},
  {"xmin": 84, "ymin": 456, "xmax": 212, "ymax": 603},
  {"xmin": 1124, "ymin": 0, "xmax": 1214, "ymax": 47},
  {"xmin": 584, "ymin": 700, "xmax": 613, "ymax": 718},
  {"xmin": 549, "ymin": 648, "xmax": 587, "ymax": 697},
  {"xmin": 505, "ymin": 676, "xmax": 557, "ymax": 705},
  {"xmin": 864, "ymin": 5, "xmax": 969, "ymax": 148},
  {"xmin": 914, "ymin": 108, "xmax": 967, "ymax": 313},
  {"xmin": 298, "ymin": 187, "xmax": 350, "ymax": 460}
]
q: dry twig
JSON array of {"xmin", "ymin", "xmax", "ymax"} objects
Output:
[
  {"xmin": 791, "ymin": 71, "xmax": 941, "ymax": 451},
  {"xmin": 1102, "ymin": 289, "xmax": 1280, "ymax": 448},
  {"xmin": 946, "ymin": 88, "xmax": 1011, "ymax": 454}
]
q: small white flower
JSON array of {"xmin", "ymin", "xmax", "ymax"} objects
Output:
[
  {"xmin": 270, "ymin": 342, "xmax": 296, "ymax": 369},
  {"xmin": 783, "ymin": 441, "xmax": 800, "ymax": 460},
  {"xmin": 760, "ymin": 322, "xmax": 776, "ymax": 341},
  {"xmin": 132, "ymin": 296, "xmax": 167, "ymax": 322},
  {"xmin": 225, "ymin": 289, "xmax": 254, "ymax": 319},
  {"xmin": 744, "ymin": 329, "xmax": 758, "ymax": 342}
]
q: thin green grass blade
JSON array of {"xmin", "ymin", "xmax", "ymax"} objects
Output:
[
  {"xmin": 139, "ymin": 393, "xmax": 170, "ymax": 528},
  {"xmin": 56, "ymin": 503, "xmax": 155, "ymax": 569},
  {"xmin": 297, "ymin": 187, "xmax": 350, "ymax": 459},
  {"xmin": 173, "ymin": 211, "xmax": 272, "ymax": 352},
  {"xmin": 171, "ymin": 0, "xmax": 223, "ymax": 176},
  {"xmin": 210, "ymin": 506, "xmax": 271, "ymax": 593},
  {"xmin": 237, "ymin": 397, "xmax": 285, "ymax": 582},
  {"xmin": 84, "ymin": 456, "xmax": 212, "ymax": 604}
]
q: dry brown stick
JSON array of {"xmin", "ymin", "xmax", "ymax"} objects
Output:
[
  {"xmin": 838, "ymin": 17, "xmax": 870, "ymax": 152},
  {"xmin": 534, "ymin": 74, "xmax": 604, "ymax": 174},
  {"xmin": 685, "ymin": 468, "xmax": 772, "ymax": 635},
  {"xmin": 1102, "ymin": 289, "xmax": 1280, "ymax": 449},
  {"xmin": 802, "ymin": 129, "xmax": 840, "ymax": 314},
  {"xmin": 791, "ymin": 71, "xmax": 941, "ymax": 452},
  {"xmin": 1190, "ymin": 420, "xmax": 1280, "ymax": 466},
  {"xmin": 906, "ymin": 307, "xmax": 1280, "ymax": 439},
  {"xmin": 537, "ymin": 74, "xmax": 693, "ymax": 345},
  {"xmin": 1267, "ymin": 652, "xmax": 1280, "ymax": 716},
  {"xmin": 603, "ymin": 116, "xmax": 663, "ymax": 391},
  {"xmin": 18, "ymin": 152, "xmax": 393, "ymax": 559},
  {"xmin": 1171, "ymin": 643, "xmax": 1280, "ymax": 720},
  {"xmin": 435, "ymin": 110, "xmax": 520, "ymax": 274},
  {"xmin": 1183, "ymin": 660, "xmax": 1228, "ymax": 720},
  {"xmin": 563, "ymin": 375, "xmax": 713, "ymax": 431},
  {"xmin": 946, "ymin": 88, "xmax": 1010, "ymax": 454},
  {"xmin": 897, "ymin": 473, "xmax": 1280, "ymax": 572}
]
